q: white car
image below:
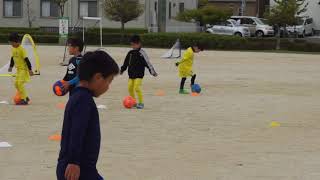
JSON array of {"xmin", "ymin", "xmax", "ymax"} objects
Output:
[
  {"xmin": 230, "ymin": 16, "xmax": 275, "ymax": 37},
  {"xmin": 286, "ymin": 17, "xmax": 314, "ymax": 37},
  {"xmin": 206, "ymin": 19, "xmax": 250, "ymax": 37}
]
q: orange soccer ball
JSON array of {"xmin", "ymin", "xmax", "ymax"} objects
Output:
[
  {"xmin": 13, "ymin": 92, "xmax": 21, "ymax": 104},
  {"xmin": 123, "ymin": 96, "xmax": 136, "ymax": 109},
  {"xmin": 53, "ymin": 80, "xmax": 68, "ymax": 96}
]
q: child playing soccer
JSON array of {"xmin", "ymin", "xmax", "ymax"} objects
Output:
[
  {"xmin": 8, "ymin": 32, "xmax": 34, "ymax": 105},
  {"xmin": 120, "ymin": 35, "xmax": 158, "ymax": 109},
  {"xmin": 61, "ymin": 38, "xmax": 84, "ymax": 96},
  {"xmin": 57, "ymin": 51, "xmax": 119, "ymax": 180},
  {"xmin": 176, "ymin": 43, "xmax": 204, "ymax": 94}
]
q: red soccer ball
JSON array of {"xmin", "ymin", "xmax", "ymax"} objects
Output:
[{"xmin": 123, "ymin": 96, "xmax": 136, "ymax": 109}]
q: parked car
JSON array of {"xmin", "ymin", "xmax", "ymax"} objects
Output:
[
  {"xmin": 230, "ymin": 16, "xmax": 274, "ymax": 37},
  {"xmin": 259, "ymin": 18, "xmax": 270, "ymax": 25},
  {"xmin": 286, "ymin": 17, "xmax": 315, "ymax": 37},
  {"xmin": 206, "ymin": 19, "xmax": 250, "ymax": 37}
]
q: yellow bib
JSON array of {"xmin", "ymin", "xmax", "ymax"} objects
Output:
[{"xmin": 12, "ymin": 45, "xmax": 28, "ymax": 71}]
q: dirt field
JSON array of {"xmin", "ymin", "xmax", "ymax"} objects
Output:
[{"xmin": 1, "ymin": 45, "xmax": 320, "ymax": 180}]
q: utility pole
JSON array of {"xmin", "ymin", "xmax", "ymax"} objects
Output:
[
  {"xmin": 241, "ymin": 0, "xmax": 246, "ymax": 15},
  {"xmin": 158, "ymin": 0, "xmax": 167, "ymax": 32},
  {"xmin": 257, "ymin": 0, "xmax": 259, "ymax": 17}
]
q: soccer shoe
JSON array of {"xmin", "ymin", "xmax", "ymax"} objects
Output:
[
  {"xmin": 179, "ymin": 89, "xmax": 189, "ymax": 94},
  {"xmin": 136, "ymin": 103, "xmax": 144, "ymax": 109},
  {"xmin": 16, "ymin": 99, "xmax": 28, "ymax": 105}
]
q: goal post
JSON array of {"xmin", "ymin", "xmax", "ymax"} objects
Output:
[
  {"xmin": 161, "ymin": 39, "xmax": 181, "ymax": 59},
  {"xmin": 61, "ymin": 16, "xmax": 103, "ymax": 66},
  {"xmin": 82, "ymin": 17, "xmax": 103, "ymax": 48}
]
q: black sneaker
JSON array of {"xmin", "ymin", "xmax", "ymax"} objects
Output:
[{"xmin": 16, "ymin": 99, "xmax": 28, "ymax": 105}]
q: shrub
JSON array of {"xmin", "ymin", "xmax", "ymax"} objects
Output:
[{"xmin": 0, "ymin": 28, "xmax": 319, "ymax": 52}]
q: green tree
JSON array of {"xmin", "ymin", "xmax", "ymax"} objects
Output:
[
  {"xmin": 54, "ymin": 0, "xmax": 68, "ymax": 17},
  {"xmin": 176, "ymin": 5, "xmax": 232, "ymax": 28},
  {"xmin": 265, "ymin": 0, "xmax": 308, "ymax": 49},
  {"xmin": 198, "ymin": 0, "xmax": 209, "ymax": 8},
  {"xmin": 104, "ymin": 0, "xmax": 144, "ymax": 32}
]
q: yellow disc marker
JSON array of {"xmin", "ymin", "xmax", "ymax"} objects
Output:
[{"xmin": 270, "ymin": 121, "xmax": 281, "ymax": 128}]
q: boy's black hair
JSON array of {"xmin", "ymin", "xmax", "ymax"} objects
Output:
[
  {"xmin": 78, "ymin": 51, "xmax": 119, "ymax": 81},
  {"xmin": 194, "ymin": 43, "xmax": 204, "ymax": 51},
  {"xmin": 9, "ymin": 32, "xmax": 20, "ymax": 43},
  {"xmin": 68, "ymin": 38, "xmax": 84, "ymax": 52},
  {"xmin": 130, "ymin": 34, "xmax": 141, "ymax": 44}
]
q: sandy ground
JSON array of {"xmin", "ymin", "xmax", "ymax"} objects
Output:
[{"xmin": 1, "ymin": 45, "xmax": 320, "ymax": 180}]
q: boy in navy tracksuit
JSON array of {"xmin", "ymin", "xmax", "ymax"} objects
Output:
[
  {"xmin": 57, "ymin": 51, "xmax": 119, "ymax": 180},
  {"xmin": 61, "ymin": 38, "xmax": 84, "ymax": 96}
]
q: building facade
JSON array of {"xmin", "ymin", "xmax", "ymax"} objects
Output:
[
  {"xmin": 147, "ymin": 0, "xmax": 199, "ymax": 32},
  {"xmin": 0, "ymin": 0, "xmax": 198, "ymax": 32},
  {"xmin": 208, "ymin": 0, "xmax": 269, "ymax": 17}
]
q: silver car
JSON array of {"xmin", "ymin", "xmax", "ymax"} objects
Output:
[
  {"xmin": 286, "ymin": 17, "xmax": 315, "ymax": 37},
  {"xmin": 206, "ymin": 19, "xmax": 250, "ymax": 37},
  {"xmin": 231, "ymin": 16, "xmax": 275, "ymax": 37}
]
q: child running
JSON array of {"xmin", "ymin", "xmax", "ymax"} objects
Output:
[
  {"xmin": 8, "ymin": 32, "xmax": 34, "ymax": 105},
  {"xmin": 176, "ymin": 43, "xmax": 204, "ymax": 94},
  {"xmin": 120, "ymin": 35, "xmax": 158, "ymax": 109},
  {"xmin": 57, "ymin": 51, "xmax": 119, "ymax": 180},
  {"xmin": 61, "ymin": 38, "xmax": 84, "ymax": 96}
]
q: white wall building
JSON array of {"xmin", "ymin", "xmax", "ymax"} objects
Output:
[
  {"xmin": 144, "ymin": 0, "xmax": 199, "ymax": 32},
  {"xmin": 0, "ymin": 0, "xmax": 198, "ymax": 32}
]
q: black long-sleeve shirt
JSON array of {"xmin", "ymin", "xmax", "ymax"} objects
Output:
[
  {"xmin": 120, "ymin": 48, "xmax": 157, "ymax": 79},
  {"xmin": 10, "ymin": 57, "xmax": 32, "ymax": 70},
  {"xmin": 57, "ymin": 87, "xmax": 102, "ymax": 180}
]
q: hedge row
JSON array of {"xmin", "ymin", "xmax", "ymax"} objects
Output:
[
  {"xmin": 143, "ymin": 33, "xmax": 320, "ymax": 52},
  {"xmin": 69, "ymin": 32, "xmax": 132, "ymax": 45},
  {"xmin": 0, "ymin": 27, "xmax": 57, "ymax": 36},
  {"xmin": 86, "ymin": 28, "xmax": 147, "ymax": 34},
  {"xmin": 142, "ymin": 33, "xmax": 320, "ymax": 52},
  {"xmin": 0, "ymin": 27, "xmax": 147, "ymax": 35},
  {"xmin": 0, "ymin": 34, "xmax": 59, "ymax": 44},
  {"xmin": 0, "ymin": 32, "xmax": 319, "ymax": 52},
  {"xmin": 76, "ymin": 32, "xmax": 320, "ymax": 52}
]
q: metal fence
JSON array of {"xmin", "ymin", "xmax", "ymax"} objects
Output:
[
  {"xmin": 40, "ymin": 27, "xmax": 84, "ymax": 33},
  {"xmin": 148, "ymin": 26, "xmax": 204, "ymax": 33}
]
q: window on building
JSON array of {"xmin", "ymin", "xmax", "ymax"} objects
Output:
[
  {"xmin": 79, "ymin": 0, "xmax": 98, "ymax": 17},
  {"xmin": 3, "ymin": 0, "xmax": 22, "ymax": 17},
  {"xmin": 169, "ymin": 2, "xmax": 172, "ymax": 19},
  {"xmin": 179, "ymin": 2, "xmax": 184, "ymax": 13},
  {"xmin": 41, "ymin": 0, "xmax": 59, "ymax": 17}
]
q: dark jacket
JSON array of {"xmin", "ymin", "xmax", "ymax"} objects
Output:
[
  {"xmin": 63, "ymin": 55, "xmax": 82, "ymax": 95},
  {"xmin": 63, "ymin": 55, "xmax": 82, "ymax": 81},
  {"xmin": 120, "ymin": 48, "xmax": 157, "ymax": 79},
  {"xmin": 57, "ymin": 87, "xmax": 102, "ymax": 180}
]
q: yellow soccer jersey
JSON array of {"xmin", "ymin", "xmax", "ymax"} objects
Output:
[
  {"xmin": 178, "ymin": 47, "xmax": 194, "ymax": 78},
  {"xmin": 12, "ymin": 45, "xmax": 28, "ymax": 71}
]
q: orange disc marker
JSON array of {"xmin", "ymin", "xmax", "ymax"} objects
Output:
[
  {"xmin": 155, "ymin": 90, "xmax": 165, "ymax": 96},
  {"xmin": 56, "ymin": 103, "xmax": 65, "ymax": 109},
  {"xmin": 191, "ymin": 92, "xmax": 200, "ymax": 97},
  {"xmin": 49, "ymin": 134, "xmax": 62, "ymax": 141}
]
